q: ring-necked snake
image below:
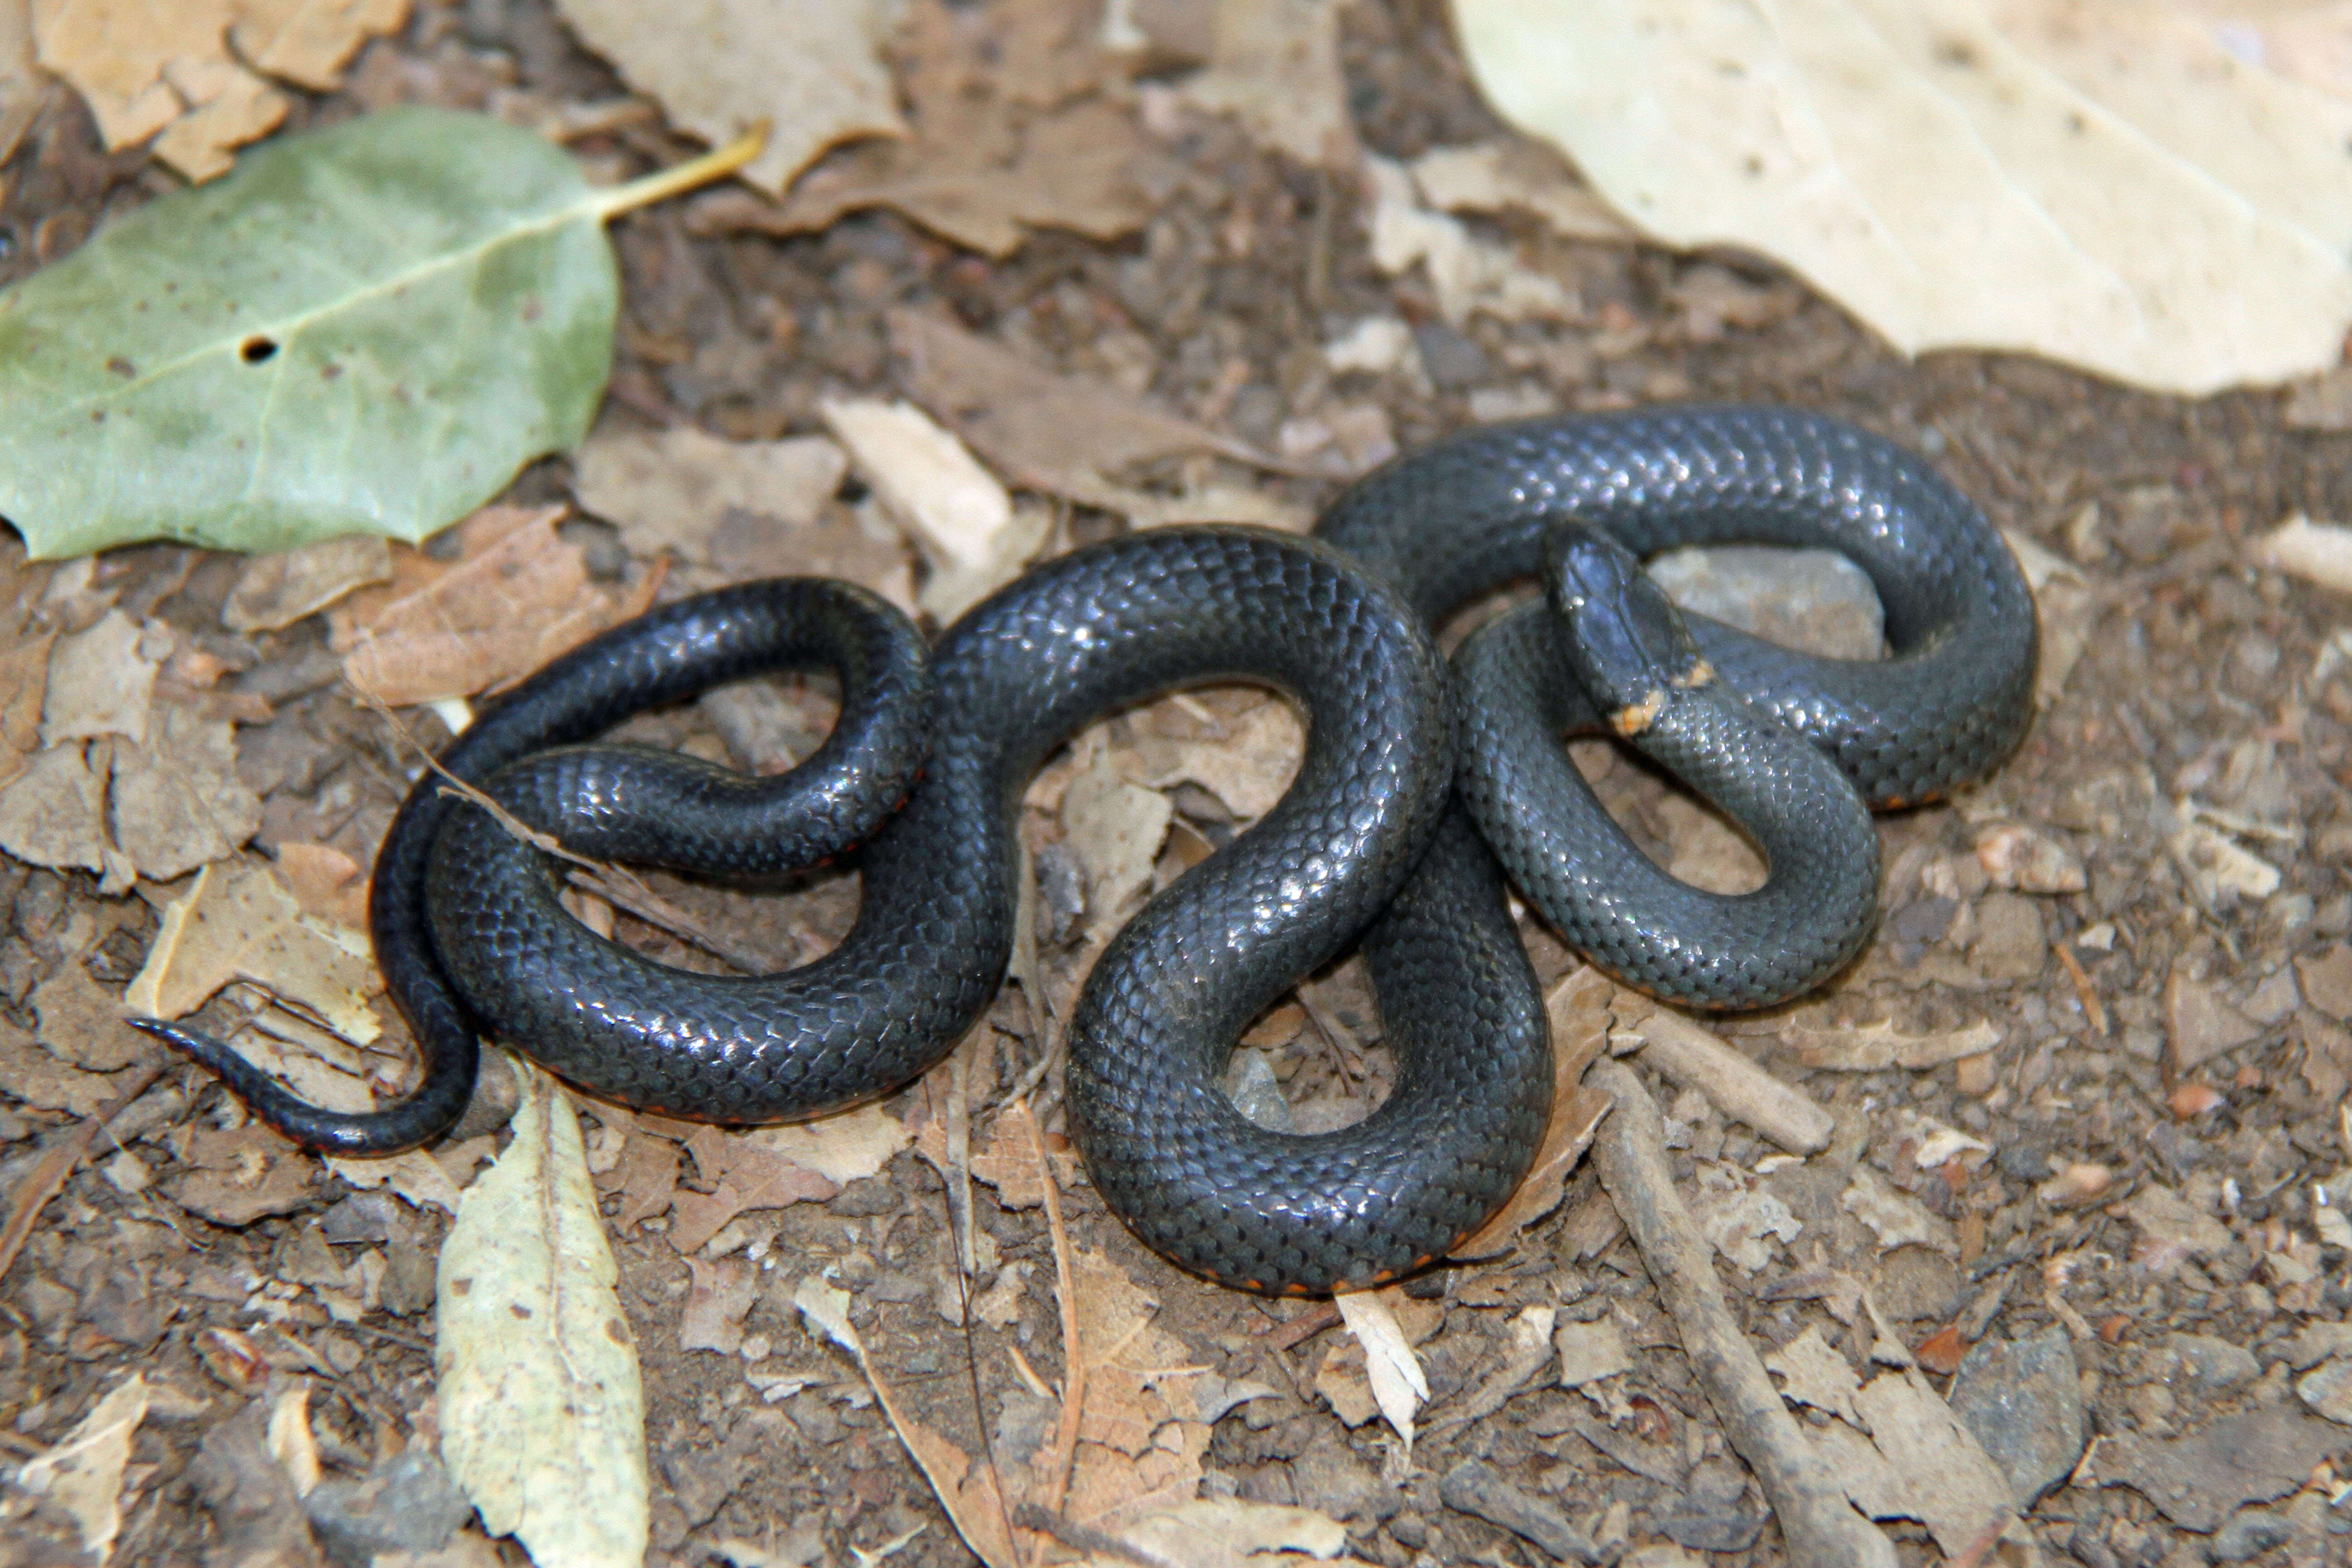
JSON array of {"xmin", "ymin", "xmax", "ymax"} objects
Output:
[{"xmin": 138, "ymin": 407, "xmax": 2037, "ymax": 1294}]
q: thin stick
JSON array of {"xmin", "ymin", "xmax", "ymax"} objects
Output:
[
  {"xmin": 0, "ymin": 1063, "xmax": 166, "ymax": 1283},
  {"xmin": 1588, "ymin": 1059, "xmax": 1897, "ymax": 1568},
  {"xmin": 564, "ymin": 867, "xmax": 773, "ymax": 974},
  {"xmin": 1019, "ymin": 1099, "xmax": 1086, "ymax": 1560}
]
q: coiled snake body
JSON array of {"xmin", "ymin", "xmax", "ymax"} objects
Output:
[{"xmin": 139, "ymin": 407, "xmax": 2036, "ymax": 1294}]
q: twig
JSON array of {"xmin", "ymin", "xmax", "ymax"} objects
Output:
[
  {"xmin": 1009, "ymin": 1503, "xmax": 1173, "ymax": 1568},
  {"xmin": 1262, "ymin": 1301, "xmax": 1341, "ymax": 1352},
  {"xmin": 1295, "ymin": 983, "xmax": 1368, "ymax": 1085},
  {"xmin": 1588, "ymin": 1059, "xmax": 1898, "ymax": 1568},
  {"xmin": 0, "ymin": 1063, "xmax": 166, "ymax": 1283},
  {"xmin": 564, "ymin": 866, "xmax": 773, "ymax": 974},
  {"xmin": 1019, "ymin": 1098, "xmax": 1086, "ymax": 1563},
  {"xmin": 1622, "ymin": 1009, "xmax": 1833, "ymax": 1155}
]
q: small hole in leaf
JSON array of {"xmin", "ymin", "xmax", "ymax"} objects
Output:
[{"xmin": 240, "ymin": 336, "xmax": 278, "ymax": 363}]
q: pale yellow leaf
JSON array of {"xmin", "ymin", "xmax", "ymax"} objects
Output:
[
  {"xmin": 437, "ymin": 1062, "xmax": 648, "ymax": 1568},
  {"xmin": 16, "ymin": 1372, "xmax": 147, "ymax": 1560},
  {"xmin": 1455, "ymin": 0, "xmax": 2352, "ymax": 393}
]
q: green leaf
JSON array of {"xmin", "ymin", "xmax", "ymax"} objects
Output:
[{"xmin": 0, "ymin": 105, "xmax": 620, "ymax": 559}]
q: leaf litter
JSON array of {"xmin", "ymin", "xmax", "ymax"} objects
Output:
[{"xmin": 9, "ymin": 2, "xmax": 2352, "ymax": 1564}]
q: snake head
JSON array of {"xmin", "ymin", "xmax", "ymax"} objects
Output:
[{"xmin": 1544, "ymin": 521, "xmax": 1707, "ymax": 731}]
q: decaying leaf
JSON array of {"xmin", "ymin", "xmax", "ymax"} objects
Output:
[
  {"xmin": 39, "ymin": 609, "xmax": 156, "ymax": 747},
  {"xmin": 439, "ymin": 1062, "xmax": 649, "ymax": 1568},
  {"xmin": 695, "ymin": 0, "xmax": 1159, "ymax": 257},
  {"xmin": 664, "ymin": 1125, "xmax": 837, "ymax": 1254},
  {"xmin": 0, "ymin": 106, "xmax": 745, "ymax": 559},
  {"xmin": 110, "ymin": 698, "xmax": 264, "ymax": 880},
  {"xmin": 888, "ymin": 307, "xmax": 1294, "ymax": 522},
  {"xmin": 569, "ymin": 425, "xmax": 848, "ymax": 573},
  {"xmin": 31, "ymin": 0, "xmax": 408, "ymax": 181},
  {"xmin": 334, "ymin": 505, "xmax": 661, "ymax": 706},
  {"xmin": 1455, "ymin": 965, "xmax": 1613, "ymax": 1259},
  {"xmin": 1333, "ymin": 1288, "xmax": 1431, "ymax": 1450},
  {"xmin": 1849, "ymin": 1367, "xmax": 2033, "ymax": 1560},
  {"xmin": 126, "ymin": 858, "xmax": 380, "ymax": 1042},
  {"xmin": 1454, "ymin": 0, "xmax": 2352, "ymax": 393},
  {"xmin": 1059, "ymin": 749, "xmax": 1172, "ymax": 936},
  {"xmin": 743, "ymin": 1101, "xmax": 912, "ymax": 1184},
  {"xmin": 551, "ymin": 0, "xmax": 902, "ymax": 194},
  {"xmin": 1176, "ymin": 0, "xmax": 1357, "ymax": 168},
  {"xmin": 796, "ymin": 1276, "xmax": 1018, "ymax": 1568},
  {"xmin": 221, "ymin": 535, "xmax": 396, "ymax": 633},
  {"xmin": 1766, "ymin": 1323, "xmax": 1864, "ymax": 1427},
  {"xmin": 15, "ymin": 1372, "xmax": 149, "ymax": 1561}
]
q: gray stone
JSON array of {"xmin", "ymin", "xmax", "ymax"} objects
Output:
[
  {"xmin": 2209, "ymin": 1507, "xmax": 2295, "ymax": 1563},
  {"xmin": 1645, "ymin": 544, "xmax": 1885, "ymax": 661},
  {"xmin": 1441, "ymin": 1460, "xmax": 1600, "ymax": 1563},
  {"xmin": 1224, "ymin": 1049, "xmax": 1292, "ymax": 1132},
  {"xmin": 1652, "ymin": 1459, "xmax": 1766, "ymax": 1553},
  {"xmin": 302, "ymin": 1451, "xmax": 471, "ymax": 1568},
  {"xmin": 1948, "ymin": 1325, "xmax": 2085, "ymax": 1508},
  {"xmin": 2162, "ymin": 1333, "xmax": 2260, "ymax": 1398}
]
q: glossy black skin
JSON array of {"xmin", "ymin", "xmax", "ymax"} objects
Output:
[
  {"xmin": 132, "ymin": 578, "xmax": 933, "ymax": 1156},
  {"xmin": 1317, "ymin": 405, "xmax": 2037, "ymax": 1009},
  {"xmin": 138, "ymin": 406, "xmax": 2035, "ymax": 1294}
]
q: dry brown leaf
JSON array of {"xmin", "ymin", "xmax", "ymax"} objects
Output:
[
  {"xmin": 41, "ymin": 608, "xmax": 156, "ymax": 747},
  {"xmin": 1118, "ymin": 697, "xmax": 1304, "ymax": 823},
  {"xmin": 31, "ymin": 0, "xmax": 406, "ymax": 181},
  {"xmin": 31, "ymin": 956, "xmax": 156, "ymax": 1072},
  {"xmin": 818, "ymin": 395, "xmax": 1051, "ymax": 621},
  {"xmin": 1332, "ymin": 1288, "xmax": 1430, "ymax": 1450},
  {"xmin": 1059, "ymin": 1244, "xmax": 1214, "ymax": 1533},
  {"xmin": 569, "ymin": 426, "xmax": 848, "ymax": 573},
  {"xmin": 0, "ymin": 629, "xmax": 55, "ymax": 790},
  {"xmin": 744, "ymin": 1101, "xmax": 911, "ymax": 1184},
  {"xmin": 914, "ymin": 1103, "xmax": 1080, "ymax": 1210},
  {"xmin": 16, "ymin": 1372, "xmax": 147, "ymax": 1561},
  {"xmin": 680, "ymin": 1255, "xmax": 758, "ymax": 1354},
  {"xmin": 1059, "ymin": 748, "xmax": 1171, "ymax": 936},
  {"xmin": 273, "ymin": 841, "xmax": 369, "ymax": 930},
  {"xmin": 551, "ymin": 0, "xmax": 902, "ymax": 195},
  {"xmin": 665, "ymin": 1127, "xmax": 837, "ymax": 1254},
  {"xmin": 1176, "ymin": 0, "xmax": 1356, "ymax": 168},
  {"xmin": 1765, "ymin": 1323, "xmax": 1864, "ymax": 1427},
  {"xmin": 0, "ymin": 739, "xmax": 133, "ymax": 889},
  {"xmin": 109, "ymin": 697, "xmax": 262, "ymax": 880},
  {"xmin": 126, "ymin": 858, "xmax": 380, "ymax": 1042},
  {"xmin": 164, "ymin": 1118, "xmax": 318, "ymax": 1225},
  {"xmin": 1454, "ymin": 966, "xmax": 1613, "ymax": 1260},
  {"xmin": 889, "ymin": 307, "xmax": 1292, "ymax": 511},
  {"xmin": 222, "ymin": 535, "xmax": 395, "ymax": 634},
  {"xmin": 613, "ymin": 1130, "xmax": 681, "ymax": 1229},
  {"xmin": 1408, "ymin": 138, "xmax": 1635, "ymax": 243},
  {"xmin": 334, "ymin": 504, "xmax": 661, "ymax": 706},
  {"xmin": 1850, "ymin": 1367, "xmax": 2034, "ymax": 1562},
  {"xmin": 0, "ymin": 1014, "xmax": 132, "ymax": 1114},
  {"xmin": 795, "ymin": 1276, "xmax": 1019, "ymax": 1568},
  {"xmin": 693, "ymin": 0, "xmax": 1156, "ymax": 257}
]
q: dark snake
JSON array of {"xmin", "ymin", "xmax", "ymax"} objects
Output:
[{"xmin": 138, "ymin": 407, "xmax": 2037, "ymax": 1294}]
